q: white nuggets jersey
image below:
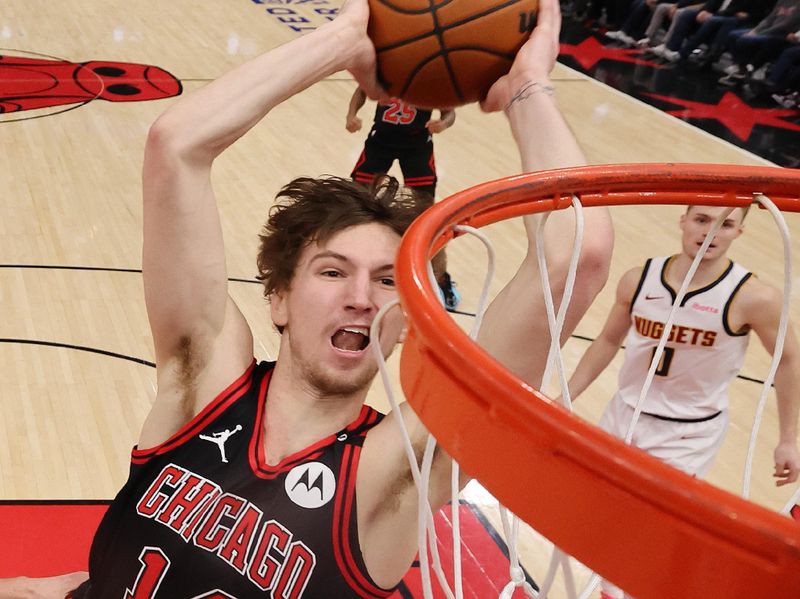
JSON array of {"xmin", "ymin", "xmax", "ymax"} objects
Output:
[{"xmin": 616, "ymin": 256, "xmax": 752, "ymax": 420}]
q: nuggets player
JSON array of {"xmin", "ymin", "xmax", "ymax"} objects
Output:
[{"xmin": 566, "ymin": 205, "xmax": 800, "ymax": 599}]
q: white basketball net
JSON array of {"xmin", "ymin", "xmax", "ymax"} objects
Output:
[{"xmin": 370, "ymin": 193, "xmax": 798, "ymax": 599}]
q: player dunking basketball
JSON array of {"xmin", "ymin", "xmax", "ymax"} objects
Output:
[
  {"xmin": 2, "ymin": 0, "xmax": 613, "ymax": 596},
  {"xmin": 566, "ymin": 205, "xmax": 800, "ymax": 599}
]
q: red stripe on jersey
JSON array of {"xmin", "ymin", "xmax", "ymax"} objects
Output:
[
  {"xmin": 251, "ymin": 404, "xmax": 376, "ymax": 478},
  {"xmin": 362, "ymin": 408, "xmax": 379, "ymax": 429},
  {"xmin": 332, "ymin": 444, "xmax": 393, "ymax": 598},
  {"xmin": 403, "ymin": 176, "xmax": 435, "ymax": 183},
  {"xmin": 352, "ymin": 151, "xmax": 366, "ymax": 171},
  {"xmin": 347, "ymin": 406, "xmax": 375, "ymax": 432},
  {"xmin": 131, "ymin": 361, "xmax": 258, "ymax": 464}
]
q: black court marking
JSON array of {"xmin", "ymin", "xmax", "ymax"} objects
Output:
[
  {"xmin": 0, "ymin": 264, "xmax": 261, "ymax": 285},
  {"xmin": 0, "ymin": 263, "xmax": 473, "ymax": 315},
  {"xmin": 0, "ymin": 338, "xmax": 155, "ymax": 368},
  {"xmin": 0, "ymin": 101, "xmax": 90, "ymax": 123},
  {"xmin": 448, "ymin": 307, "xmax": 476, "ymax": 316},
  {"xmin": 0, "ymin": 264, "xmax": 262, "ymax": 368},
  {"xmin": 9, "ymin": 268, "xmax": 768, "ymax": 386}
]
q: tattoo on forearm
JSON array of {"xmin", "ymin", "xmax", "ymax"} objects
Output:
[{"xmin": 505, "ymin": 81, "xmax": 555, "ymax": 111}]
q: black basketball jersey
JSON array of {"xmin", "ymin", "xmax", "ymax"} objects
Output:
[
  {"xmin": 369, "ymin": 99, "xmax": 432, "ymax": 148},
  {"xmin": 86, "ymin": 361, "xmax": 395, "ymax": 598}
]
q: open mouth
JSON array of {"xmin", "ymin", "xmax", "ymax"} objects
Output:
[{"xmin": 331, "ymin": 327, "xmax": 370, "ymax": 353}]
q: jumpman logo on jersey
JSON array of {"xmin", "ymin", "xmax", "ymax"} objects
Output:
[{"xmin": 199, "ymin": 425, "xmax": 242, "ymax": 463}]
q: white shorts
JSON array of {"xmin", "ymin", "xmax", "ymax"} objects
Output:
[{"xmin": 598, "ymin": 394, "xmax": 728, "ymax": 478}]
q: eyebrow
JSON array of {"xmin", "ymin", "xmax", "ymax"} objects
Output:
[
  {"xmin": 694, "ymin": 212, "xmax": 737, "ymax": 224},
  {"xmin": 308, "ymin": 250, "xmax": 395, "ymax": 273},
  {"xmin": 309, "ymin": 250, "xmax": 348, "ymax": 265}
]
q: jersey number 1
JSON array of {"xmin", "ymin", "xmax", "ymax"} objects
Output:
[
  {"xmin": 125, "ymin": 547, "xmax": 233, "ymax": 599},
  {"xmin": 650, "ymin": 347, "xmax": 675, "ymax": 377}
]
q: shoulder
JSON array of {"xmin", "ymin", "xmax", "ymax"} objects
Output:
[
  {"xmin": 736, "ymin": 275, "xmax": 783, "ymax": 314},
  {"xmin": 617, "ymin": 265, "xmax": 646, "ymax": 298},
  {"xmin": 733, "ymin": 274, "xmax": 783, "ymax": 324},
  {"xmin": 620, "ymin": 265, "xmax": 645, "ymax": 285}
]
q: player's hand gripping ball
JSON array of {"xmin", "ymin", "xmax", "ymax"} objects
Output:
[{"xmin": 367, "ymin": 0, "xmax": 539, "ymax": 109}]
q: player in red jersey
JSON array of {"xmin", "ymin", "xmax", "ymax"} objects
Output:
[{"xmin": 3, "ymin": 0, "xmax": 612, "ymax": 596}]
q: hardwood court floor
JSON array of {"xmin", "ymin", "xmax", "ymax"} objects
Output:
[{"xmin": 1, "ymin": 1, "xmax": 798, "ymax": 596}]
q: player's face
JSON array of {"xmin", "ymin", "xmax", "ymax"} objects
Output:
[
  {"xmin": 270, "ymin": 222, "xmax": 405, "ymax": 397},
  {"xmin": 679, "ymin": 206, "xmax": 744, "ymax": 261}
]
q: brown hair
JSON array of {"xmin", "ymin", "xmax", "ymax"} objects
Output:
[{"xmin": 257, "ymin": 175, "xmax": 432, "ymax": 299}]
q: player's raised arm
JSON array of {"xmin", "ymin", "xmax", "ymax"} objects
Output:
[
  {"xmin": 478, "ymin": 0, "xmax": 614, "ymax": 385},
  {"xmin": 139, "ymin": 0, "xmax": 380, "ymax": 446},
  {"xmin": 353, "ymin": 0, "xmax": 612, "ymax": 589},
  {"xmin": 379, "ymin": 0, "xmax": 613, "ymax": 506}
]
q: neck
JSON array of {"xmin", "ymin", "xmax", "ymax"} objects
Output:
[
  {"xmin": 668, "ymin": 253, "xmax": 729, "ymax": 288},
  {"xmin": 263, "ymin": 357, "xmax": 367, "ymax": 465}
]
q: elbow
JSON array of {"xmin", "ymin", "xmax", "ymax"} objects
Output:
[
  {"xmin": 577, "ymin": 227, "xmax": 614, "ymax": 300},
  {"xmin": 577, "ymin": 208, "xmax": 614, "ymax": 300},
  {"xmin": 145, "ymin": 113, "xmax": 215, "ymax": 169},
  {"xmin": 145, "ymin": 115, "xmax": 185, "ymax": 169},
  {"xmin": 550, "ymin": 213, "xmax": 614, "ymax": 306}
]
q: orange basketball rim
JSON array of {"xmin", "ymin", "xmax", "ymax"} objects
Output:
[{"xmin": 395, "ymin": 163, "xmax": 800, "ymax": 599}]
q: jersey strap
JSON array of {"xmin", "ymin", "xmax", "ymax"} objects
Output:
[{"xmin": 131, "ymin": 360, "xmax": 258, "ymax": 465}]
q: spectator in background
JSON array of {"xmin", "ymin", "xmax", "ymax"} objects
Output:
[{"xmin": 718, "ymin": 0, "xmax": 800, "ymax": 84}]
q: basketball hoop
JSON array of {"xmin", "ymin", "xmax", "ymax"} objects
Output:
[{"xmin": 395, "ymin": 163, "xmax": 800, "ymax": 599}]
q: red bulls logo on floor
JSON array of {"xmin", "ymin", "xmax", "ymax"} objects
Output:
[{"xmin": 0, "ymin": 51, "xmax": 181, "ymax": 119}]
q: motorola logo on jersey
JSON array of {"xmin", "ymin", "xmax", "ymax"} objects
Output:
[{"xmin": 285, "ymin": 463, "xmax": 335, "ymax": 509}]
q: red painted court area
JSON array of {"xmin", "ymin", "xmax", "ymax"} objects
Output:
[{"xmin": 0, "ymin": 501, "xmax": 522, "ymax": 597}]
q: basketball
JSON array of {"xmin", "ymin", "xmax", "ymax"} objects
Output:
[{"xmin": 367, "ymin": 0, "xmax": 539, "ymax": 109}]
